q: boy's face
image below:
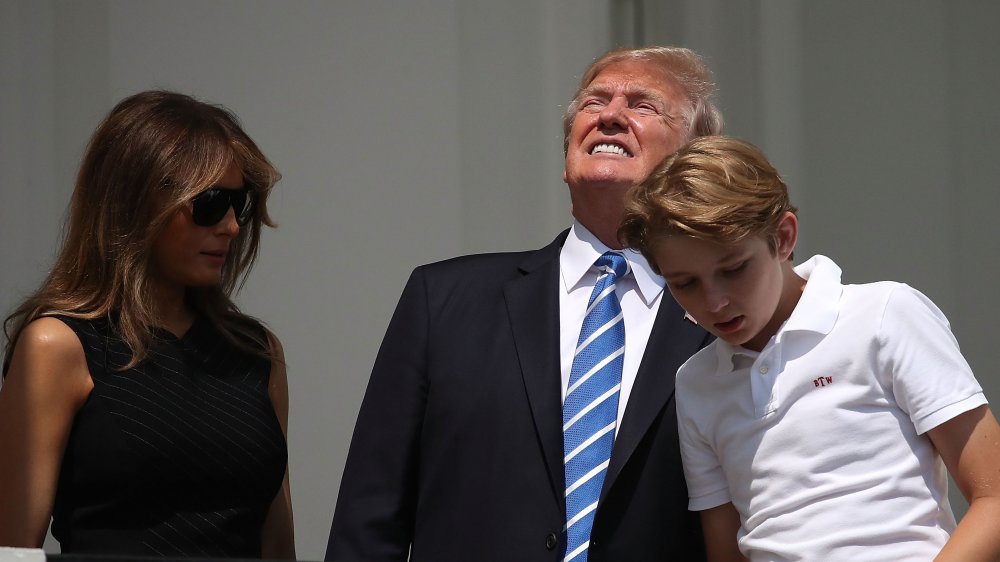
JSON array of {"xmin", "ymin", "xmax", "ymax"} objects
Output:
[{"xmin": 652, "ymin": 217, "xmax": 797, "ymax": 351}]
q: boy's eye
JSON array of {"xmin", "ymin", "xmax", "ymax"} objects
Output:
[
  {"xmin": 723, "ymin": 261, "xmax": 748, "ymax": 276},
  {"xmin": 670, "ymin": 279, "xmax": 696, "ymax": 291}
]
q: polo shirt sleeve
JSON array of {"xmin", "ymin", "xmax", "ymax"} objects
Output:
[
  {"xmin": 676, "ymin": 364, "xmax": 732, "ymax": 511},
  {"xmin": 877, "ymin": 284, "xmax": 987, "ymax": 435}
]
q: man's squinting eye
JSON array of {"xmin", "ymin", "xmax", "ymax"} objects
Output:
[{"xmin": 633, "ymin": 102, "xmax": 659, "ymax": 114}]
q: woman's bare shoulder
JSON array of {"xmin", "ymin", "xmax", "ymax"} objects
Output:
[
  {"xmin": 7, "ymin": 317, "xmax": 92, "ymax": 398},
  {"xmin": 19, "ymin": 317, "xmax": 86, "ymax": 357}
]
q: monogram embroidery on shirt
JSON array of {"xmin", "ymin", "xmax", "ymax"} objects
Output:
[{"xmin": 813, "ymin": 376, "xmax": 833, "ymax": 387}]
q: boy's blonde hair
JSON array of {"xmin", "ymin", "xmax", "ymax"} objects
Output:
[{"xmin": 619, "ymin": 135, "xmax": 797, "ymax": 273}]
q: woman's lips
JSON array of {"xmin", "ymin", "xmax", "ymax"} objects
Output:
[{"xmin": 201, "ymin": 250, "xmax": 227, "ymax": 265}]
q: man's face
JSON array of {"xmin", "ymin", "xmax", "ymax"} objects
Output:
[{"xmin": 563, "ymin": 60, "xmax": 689, "ymax": 194}]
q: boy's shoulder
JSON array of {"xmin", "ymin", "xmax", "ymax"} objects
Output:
[
  {"xmin": 798, "ymin": 255, "xmax": 915, "ymax": 319},
  {"xmin": 840, "ymin": 279, "xmax": 926, "ymax": 316},
  {"xmin": 842, "ymin": 278, "xmax": 906, "ymax": 295},
  {"xmin": 675, "ymin": 339, "xmax": 726, "ymax": 386}
]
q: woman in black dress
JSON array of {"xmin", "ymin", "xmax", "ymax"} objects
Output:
[{"xmin": 0, "ymin": 90, "xmax": 294, "ymax": 558}]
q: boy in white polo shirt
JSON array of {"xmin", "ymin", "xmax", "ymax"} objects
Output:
[{"xmin": 619, "ymin": 135, "xmax": 1000, "ymax": 561}]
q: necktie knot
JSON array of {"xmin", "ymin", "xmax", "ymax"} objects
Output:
[{"xmin": 595, "ymin": 252, "xmax": 628, "ymax": 281}]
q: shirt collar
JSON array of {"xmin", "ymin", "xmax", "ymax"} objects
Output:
[
  {"xmin": 715, "ymin": 337, "xmax": 759, "ymax": 373},
  {"xmin": 714, "ymin": 254, "xmax": 843, "ymax": 372},
  {"xmin": 560, "ymin": 221, "xmax": 665, "ymax": 305},
  {"xmin": 782, "ymin": 254, "xmax": 842, "ymax": 337}
]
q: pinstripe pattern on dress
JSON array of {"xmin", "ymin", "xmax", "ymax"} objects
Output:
[{"xmin": 50, "ymin": 315, "xmax": 286, "ymax": 557}]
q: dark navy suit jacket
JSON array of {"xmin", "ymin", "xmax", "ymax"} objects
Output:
[{"xmin": 326, "ymin": 231, "xmax": 710, "ymax": 561}]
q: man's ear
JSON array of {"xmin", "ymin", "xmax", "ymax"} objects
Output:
[{"xmin": 775, "ymin": 211, "xmax": 798, "ymax": 261}]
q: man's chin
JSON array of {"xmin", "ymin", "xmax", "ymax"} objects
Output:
[{"xmin": 570, "ymin": 173, "xmax": 641, "ymax": 192}]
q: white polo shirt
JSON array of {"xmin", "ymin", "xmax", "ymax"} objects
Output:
[{"xmin": 676, "ymin": 255, "xmax": 986, "ymax": 561}]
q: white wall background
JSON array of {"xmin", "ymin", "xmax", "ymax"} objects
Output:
[{"xmin": 2, "ymin": 1, "xmax": 997, "ymax": 559}]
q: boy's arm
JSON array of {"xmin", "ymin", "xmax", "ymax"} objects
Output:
[
  {"xmin": 699, "ymin": 502, "xmax": 748, "ymax": 562},
  {"xmin": 929, "ymin": 405, "xmax": 1000, "ymax": 562}
]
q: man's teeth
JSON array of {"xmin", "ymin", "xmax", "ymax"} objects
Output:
[{"xmin": 591, "ymin": 143, "xmax": 632, "ymax": 157}]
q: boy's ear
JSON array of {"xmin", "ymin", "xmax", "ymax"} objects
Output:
[{"xmin": 775, "ymin": 211, "xmax": 798, "ymax": 261}]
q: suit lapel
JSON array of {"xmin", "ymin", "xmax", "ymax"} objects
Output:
[
  {"xmin": 503, "ymin": 231, "xmax": 708, "ymax": 507},
  {"xmin": 603, "ymin": 292, "xmax": 708, "ymax": 496},
  {"xmin": 503, "ymin": 232, "xmax": 567, "ymax": 509}
]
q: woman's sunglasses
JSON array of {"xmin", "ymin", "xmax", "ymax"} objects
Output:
[{"xmin": 191, "ymin": 187, "xmax": 255, "ymax": 227}]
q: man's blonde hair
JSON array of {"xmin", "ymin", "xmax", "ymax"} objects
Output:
[{"xmin": 619, "ymin": 135, "xmax": 797, "ymax": 273}]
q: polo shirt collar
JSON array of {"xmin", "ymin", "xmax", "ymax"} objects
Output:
[
  {"xmin": 781, "ymin": 254, "xmax": 843, "ymax": 337},
  {"xmin": 714, "ymin": 254, "xmax": 843, "ymax": 371},
  {"xmin": 715, "ymin": 337, "xmax": 756, "ymax": 372},
  {"xmin": 560, "ymin": 221, "xmax": 665, "ymax": 306}
]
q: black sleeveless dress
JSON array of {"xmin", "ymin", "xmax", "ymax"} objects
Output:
[{"xmin": 50, "ymin": 315, "xmax": 287, "ymax": 557}]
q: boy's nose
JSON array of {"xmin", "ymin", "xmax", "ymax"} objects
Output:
[{"xmin": 705, "ymin": 289, "xmax": 729, "ymax": 313}]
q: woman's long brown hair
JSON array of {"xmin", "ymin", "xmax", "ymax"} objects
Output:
[{"xmin": 3, "ymin": 90, "xmax": 280, "ymax": 373}]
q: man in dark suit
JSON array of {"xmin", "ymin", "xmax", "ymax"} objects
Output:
[{"xmin": 327, "ymin": 46, "xmax": 723, "ymax": 562}]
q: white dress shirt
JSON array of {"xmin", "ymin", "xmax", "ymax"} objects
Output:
[{"xmin": 559, "ymin": 221, "xmax": 666, "ymax": 432}]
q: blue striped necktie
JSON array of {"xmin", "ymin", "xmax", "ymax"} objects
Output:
[{"xmin": 562, "ymin": 251, "xmax": 628, "ymax": 562}]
